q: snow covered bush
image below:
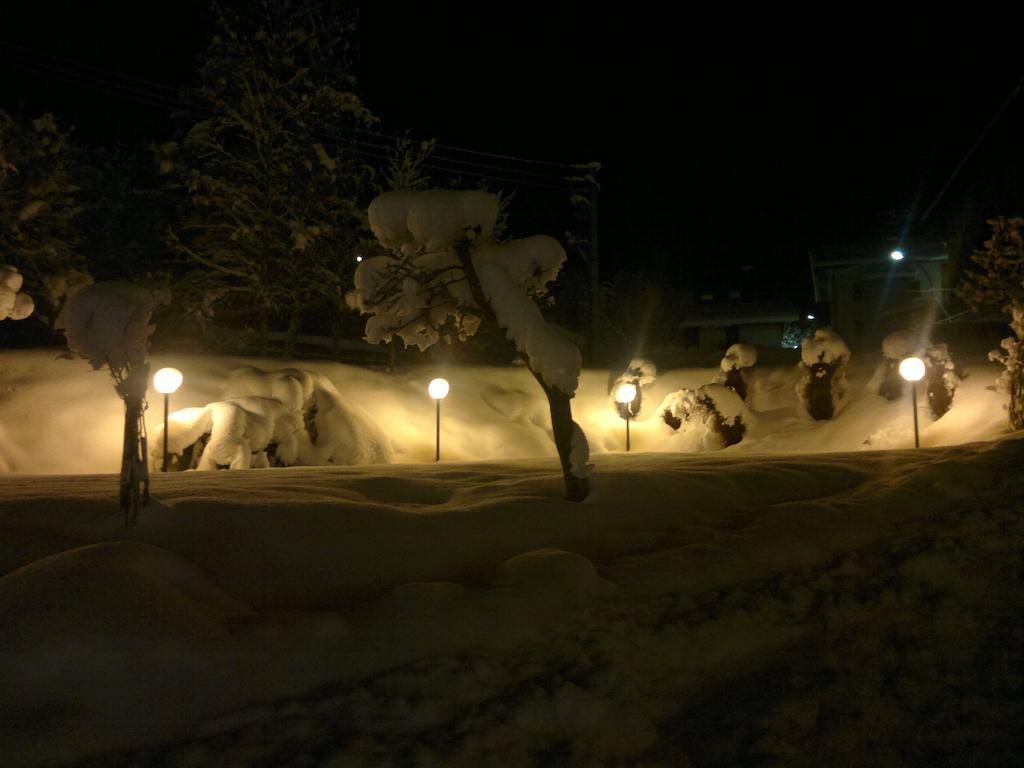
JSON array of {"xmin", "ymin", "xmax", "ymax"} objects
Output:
[
  {"xmin": 797, "ymin": 328, "xmax": 850, "ymax": 421},
  {"xmin": 717, "ymin": 342, "xmax": 756, "ymax": 401},
  {"xmin": 154, "ymin": 398, "xmax": 304, "ymax": 470},
  {"xmin": 659, "ymin": 383, "xmax": 746, "ymax": 448},
  {"xmin": 153, "ymin": 366, "xmax": 392, "ymax": 471},
  {"xmin": 610, "ymin": 357, "xmax": 656, "ymax": 420},
  {"xmin": 0, "ymin": 265, "xmax": 34, "ymax": 322},
  {"xmin": 876, "ymin": 330, "xmax": 920, "ymax": 401},
  {"xmin": 923, "ymin": 342, "xmax": 960, "ymax": 420},
  {"xmin": 59, "ymin": 282, "xmax": 162, "ymax": 524},
  {"xmin": 348, "ymin": 189, "xmax": 590, "ymax": 501},
  {"xmin": 988, "ymin": 302, "xmax": 1024, "ymax": 430},
  {"xmin": 874, "ymin": 331, "xmax": 959, "ymax": 419}
]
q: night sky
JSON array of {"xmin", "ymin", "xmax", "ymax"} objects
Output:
[{"xmin": 3, "ymin": 4, "xmax": 1022, "ymax": 311}]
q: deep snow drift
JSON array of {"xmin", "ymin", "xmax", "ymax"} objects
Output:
[
  {"xmin": 0, "ymin": 348, "xmax": 1011, "ymax": 474},
  {"xmin": 0, "ymin": 349, "xmax": 1020, "ymax": 766}
]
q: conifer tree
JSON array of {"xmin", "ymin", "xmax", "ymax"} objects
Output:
[
  {"xmin": 959, "ymin": 217, "xmax": 1024, "ymax": 428},
  {"xmin": 160, "ymin": 0, "xmax": 376, "ymax": 355}
]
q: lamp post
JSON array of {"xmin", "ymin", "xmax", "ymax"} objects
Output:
[
  {"xmin": 428, "ymin": 377, "xmax": 449, "ymax": 462},
  {"xmin": 898, "ymin": 356, "xmax": 925, "ymax": 448},
  {"xmin": 615, "ymin": 382, "xmax": 638, "ymax": 451},
  {"xmin": 153, "ymin": 367, "xmax": 183, "ymax": 472}
]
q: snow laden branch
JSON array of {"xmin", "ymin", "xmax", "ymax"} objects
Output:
[
  {"xmin": 0, "ymin": 265, "xmax": 34, "ymax": 323},
  {"xmin": 347, "ymin": 189, "xmax": 591, "ymax": 501}
]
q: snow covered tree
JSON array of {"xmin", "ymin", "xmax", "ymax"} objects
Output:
[
  {"xmin": 348, "ymin": 189, "xmax": 591, "ymax": 501},
  {"xmin": 717, "ymin": 342, "xmax": 756, "ymax": 401},
  {"xmin": 959, "ymin": 217, "xmax": 1024, "ymax": 310},
  {"xmin": 958, "ymin": 217, "xmax": 1024, "ymax": 429},
  {"xmin": 989, "ymin": 303, "xmax": 1024, "ymax": 429},
  {"xmin": 160, "ymin": 0, "xmax": 377, "ymax": 355},
  {"xmin": 0, "ymin": 265, "xmax": 34, "ymax": 323},
  {"xmin": 60, "ymin": 282, "xmax": 163, "ymax": 525},
  {"xmin": 0, "ymin": 111, "xmax": 85, "ymax": 320},
  {"xmin": 797, "ymin": 328, "xmax": 850, "ymax": 420}
]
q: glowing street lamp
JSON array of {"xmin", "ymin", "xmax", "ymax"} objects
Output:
[
  {"xmin": 890, "ymin": 249, "xmax": 905, "ymax": 262},
  {"xmin": 428, "ymin": 377, "xmax": 449, "ymax": 462},
  {"xmin": 899, "ymin": 356, "xmax": 925, "ymax": 448},
  {"xmin": 153, "ymin": 367, "xmax": 183, "ymax": 472},
  {"xmin": 615, "ymin": 382, "xmax": 638, "ymax": 451}
]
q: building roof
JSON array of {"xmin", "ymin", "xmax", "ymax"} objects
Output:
[{"xmin": 678, "ymin": 300, "xmax": 799, "ymax": 328}]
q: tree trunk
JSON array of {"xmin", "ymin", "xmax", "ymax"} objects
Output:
[
  {"xmin": 258, "ymin": 304, "xmax": 269, "ymax": 357},
  {"xmin": 120, "ymin": 395, "xmax": 149, "ymax": 527},
  {"xmin": 455, "ymin": 240, "xmax": 589, "ymax": 501},
  {"xmin": 283, "ymin": 309, "xmax": 301, "ymax": 359},
  {"xmin": 530, "ymin": 369, "xmax": 590, "ymax": 501}
]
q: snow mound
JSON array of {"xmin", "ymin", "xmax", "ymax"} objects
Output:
[{"xmin": 0, "ymin": 540, "xmax": 351, "ymax": 766}]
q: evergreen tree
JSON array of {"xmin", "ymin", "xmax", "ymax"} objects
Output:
[
  {"xmin": 160, "ymin": 0, "xmax": 377, "ymax": 355},
  {"xmin": 0, "ymin": 110, "xmax": 85, "ymax": 321},
  {"xmin": 959, "ymin": 217, "xmax": 1024, "ymax": 428},
  {"xmin": 958, "ymin": 217, "xmax": 1024, "ymax": 310}
]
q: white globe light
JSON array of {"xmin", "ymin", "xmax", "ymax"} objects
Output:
[
  {"xmin": 898, "ymin": 356, "xmax": 925, "ymax": 382},
  {"xmin": 153, "ymin": 367, "xmax": 183, "ymax": 394},
  {"xmin": 890, "ymin": 250, "xmax": 905, "ymax": 261},
  {"xmin": 428, "ymin": 377, "xmax": 450, "ymax": 400},
  {"xmin": 615, "ymin": 382, "xmax": 638, "ymax": 404}
]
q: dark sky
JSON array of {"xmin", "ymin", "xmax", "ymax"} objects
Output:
[{"xmin": 3, "ymin": 3, "xmax": 1022, "ymax": 309}]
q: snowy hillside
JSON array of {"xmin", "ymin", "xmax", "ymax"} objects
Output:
[{"xmin": 0, "ymin": 349, "xmax": 1021, "ymax": 766}]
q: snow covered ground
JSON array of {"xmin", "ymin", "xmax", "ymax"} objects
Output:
[{"xmin": 1, "ymin": 349, "xmax": 1021, "ymax": 766}]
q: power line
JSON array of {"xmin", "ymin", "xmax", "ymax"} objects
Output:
[
  {"xmin": 920, "ymin": 73, "xmax": 1024, "ymax": 224},
  {"xmin": 2, "ymin": 40, "xmax": 184, "ymax": 95},
  {"xmin": 2, "ymin": 42, "xmax": 598, "ymax": 190}
]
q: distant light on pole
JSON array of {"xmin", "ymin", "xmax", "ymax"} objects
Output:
[
  {"xmin": 428, "ymin": 377, "xmax": 449, "ymax": 462},
  {"xmin": 153, "ymin": 367, "xmax": 183, "ymax": 472},
  {"xmin": 899, "ymin": 356, "xmax": 925, "ymax": 448},
  {"xmin": 890, "ymin": 250, "xmax": 905, "ymax": 262},
  {"xmin": 806, "ymin": 313, "xmax": 815, "ymax": 320},
  {"xmin": 355, "ymin": 255, "xmax": 363, "ymax": 263},
  {"xmin": 615, "ymin": 382, "xmax": 638, "ymax": 452}
]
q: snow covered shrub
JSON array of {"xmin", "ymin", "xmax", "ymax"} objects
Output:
[
  {"xmin": 153, "ymin": 366, "xmax": 392, "ymax": 471},
  {"xmin": 659, "ymin": 383, "xmax": 746, "ymax": 448},
  {"xmin": 0, "ymin": 265, "xmax": 34, "ymax": 322},
  {"xmin": 876, "ymin": 330, "xmax": 920, "ymax": 400},
  {"xmin": 222, "ymin": 367, "xmax": 392, "ymax": 465},
  {"xmin": 717, "ymin": 342, "xmax": 756, "ymax": 401},
  {"xmin": 989, "ymin": 302, "xmax": 1024, "ymax": 430},
  {"xmin": 797, "ymin": 328, "xmax": 850, "ymax": 421},
  {"xmin": 154, "ymin": 398, "xmax": 304, "ymax": 470},
  {"xmin": 923, "ymin": 342, "xmax": 960, "ymax": 420},
  {"xmin": 60, "ymin": 282, "xmax": 162, "ymax": 525},
  {"xmin": 610, "ymin": 357, "xmax": 656, "ymax": 419},
  {"xmin": 348, "ymin": 189, "xmax": 590, "ymax": 501}
]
